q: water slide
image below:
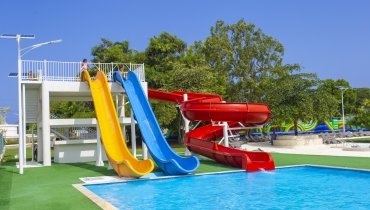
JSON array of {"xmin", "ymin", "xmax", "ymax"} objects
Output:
[
  {"xmin": 284, "ymin": 123, "xmax": 305, "ymax": 132},
  {"xmin": 113, "ymin": 71, "xmax": 199, "ymax": 175},
  {"xmin": 81, "ymin": 71, "xmax": 154, "ymax": 177},
  {"xmin": 302, "ymin": 119, "xmax": 318, "ymax": 131},
  {"xmin": 148, "ymin": 89, "xmax": 275, "ymax": 172},
  {"xmin": 324, "ymin": 120, "xmax": 335, "ymax": 130}
]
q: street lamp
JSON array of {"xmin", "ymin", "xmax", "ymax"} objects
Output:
[
  {"xmin": 0, "ymin": 34, "xmax": 62, "ymax": 174},
  {"xmin": 338, "ymin": 86, "xmax": 348, "ymax": 134}
]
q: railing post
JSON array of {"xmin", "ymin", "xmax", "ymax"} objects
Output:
[{"xmin": 43, "ymin": 59, "xmax": 47, "ymax": 81}]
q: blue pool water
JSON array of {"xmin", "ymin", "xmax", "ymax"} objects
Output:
[{"xmin": 84, "ymin": 166, "xmax": 370, "ymax": 209}]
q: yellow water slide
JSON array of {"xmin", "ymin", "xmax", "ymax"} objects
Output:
[{"xmin": 81, "ymin": 70, "xmax": 154, "ymax": 177}]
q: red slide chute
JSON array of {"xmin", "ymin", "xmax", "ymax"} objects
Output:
[{"xmin": 148, "ymin": 89, "xmax": 275, "ymax": 172}]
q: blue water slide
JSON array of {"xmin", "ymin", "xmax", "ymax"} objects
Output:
[{"xmin": 113, "ymin": 71, "xmax": 199, "ymax": 175}]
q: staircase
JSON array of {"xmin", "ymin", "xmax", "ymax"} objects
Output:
[{"xmin": 25, "ymin": 89, "xmax": 39, "ymax": 123}]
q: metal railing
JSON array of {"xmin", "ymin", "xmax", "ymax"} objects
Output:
[
  {"xmin": 51, "ymin": 127, "xmax": 97, "ymax": 140},
  {"xmin": 21, "ymin": 60, "xmax": 145, "ymax": 82},
  {"xmin": 50, "ymin": 114, "xmax": 97, "ymax": 140}
]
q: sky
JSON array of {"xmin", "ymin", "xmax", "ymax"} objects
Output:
[{"xmin": 0, "ymin": 0, "xmax": 369, "ymax": 124}]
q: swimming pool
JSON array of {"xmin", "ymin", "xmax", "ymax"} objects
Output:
[{"xmin": 83, "ymin": 166, "xmax": 370, "ymax": 209}]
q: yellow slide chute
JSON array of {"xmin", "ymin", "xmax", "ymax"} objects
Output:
[{"xmin": 81, "ymin": 70, "xmax": 154, "ymax": 177}]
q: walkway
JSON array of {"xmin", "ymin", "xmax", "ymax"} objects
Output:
[{"xmin": 241, "ymin": 142, "xmax": 370, "ymax": 157}]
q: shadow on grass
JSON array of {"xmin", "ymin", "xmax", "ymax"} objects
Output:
[{"xmin": 54, "ymin": 162, "xmax": 117, "ymax": 176}]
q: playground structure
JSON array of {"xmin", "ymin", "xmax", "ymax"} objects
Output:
[
  {"xmin": 16, "ymin": 59, "xmax": 274, "ymax": 176},
  {"xmin": 17, "ymin": 60, "xmax": 146, "ymax": 174}
]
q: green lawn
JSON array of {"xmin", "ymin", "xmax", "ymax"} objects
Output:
[
  {"xmin": 345, "ymin": 138, "xmax": 370, "ymax": 143},
  {"xmin": 1, "ymin": 147, "xmax": 369, "ymax": 210}
]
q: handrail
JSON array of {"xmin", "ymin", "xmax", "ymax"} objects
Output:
[
  {"xmin": 21, "ymin": 60, "xmax": 145, "ymax": 82},
  {"xmin": 51, "ymin": 127, "xmax": 97, "ymax": 140}
]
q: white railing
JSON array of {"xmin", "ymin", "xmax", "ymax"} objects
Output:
[
  {"xmin": 21, "ymin": 60, "xmax": 145, "ymax": 82},
  {"xmin": 51, "ymin": 127, "xmax": 97, "ymax": 140}
]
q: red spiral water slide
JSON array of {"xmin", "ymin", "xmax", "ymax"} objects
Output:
[{"xmin": 148, "ymin": 89, "xmax": 275, "ymax": 172}]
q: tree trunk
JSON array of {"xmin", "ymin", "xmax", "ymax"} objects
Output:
[{"xmin": 294, "ymin": 120, "xmax": 299, "ymax": 136}]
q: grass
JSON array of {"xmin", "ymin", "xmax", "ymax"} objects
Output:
[
  {"xmin": 345, "ymin": 138, "xmax": 370, "ymax": 143},
  {"xmin": 1, "ymin": 147, "xmax": 370, "ymax": 209}
]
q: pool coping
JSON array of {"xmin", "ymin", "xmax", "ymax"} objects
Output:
[
  {"xmin": 74, "ymin": 164, "xmax": 370, "ymax": 209},
  {"xmin": 73, "ymin": 184, "xmax": 118, "ymax": 210}
]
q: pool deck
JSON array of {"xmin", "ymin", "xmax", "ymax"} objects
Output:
[
  {"xmin": 241, "ymin": 142, "xmax": 370, "ymax": 157},
  {"xmin": 73, "ymin": 184, "xmax": 118, "ymax": 210}
]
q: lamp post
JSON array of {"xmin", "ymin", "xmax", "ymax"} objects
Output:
[
  {"xmin": 0, "ymin": 34, "xmax": 62, "ymax": 174},
  {"xmin": 338, "ymin": 86, "xmax": 348, "ymax": 134}
]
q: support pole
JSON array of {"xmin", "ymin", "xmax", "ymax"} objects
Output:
[
  {"xmin": 341, "ymin": 90, "xmax": 346, "ymax": 133},
  {"xmin": 31, "ymin": 126, "xmax": 34, "ymax": 162},
  {"xmin": 119, "ymin": 95, "xmax": 127, "ymax": 141},
  {"xmin": 141, "ymin": 81, "xmax": 149, "ymax": 160},
  {"xmin": 130, "ymin": 109, "xmax": 137, "ymax": 157},
  {"xmin": 183, "ymin": 94, "xmax": 192, "ymax": 156},
  {"xmin": 223, "ymin": 122, "xmax": 229, "ymax": 147},
  {"xmin": 22, "ymin": 83, "xmax": 27, "ymax": 166},
  {"xmin": 95, "ymin": 122, "xmax": 104, "ymax": 166},
  {"xmin": 37, "ymin": 90, "xmax": 43, "ymax": 162},
  {"xmin": 17, "ymin": 36, "xmax": 24, "ymax": 174},
  {"xmin": 41, "ymin": 82, "xmax": 51, "ymax": 166}
]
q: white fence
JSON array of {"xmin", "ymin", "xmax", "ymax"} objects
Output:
[{"xmin": 21, "ymin": 60, "xmax": 145, "ymax": 82}]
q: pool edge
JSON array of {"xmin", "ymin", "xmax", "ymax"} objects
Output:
[{"xmin": 73, "ymin": 184, "xmax": 118, "ymax": 210}]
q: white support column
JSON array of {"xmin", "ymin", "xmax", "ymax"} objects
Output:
[
  {"xmin": 130, "ymin": 109, "xmax": 137, "ymax": 157},
  {"xmin": 95, "ymin": 122, "xmax": 104, "ymax": 166},
  {"xmin": 223, "ymin": 122, "xmax": 229, "ymax": 147},
  {"xmin": 17, "ymin": 37, "xmax": 24, "ymax": 174},
  {"xmin": 141, "ymin": 81, "xmax": 148, "ymax": 160},
  {"xmin": 183, "ymin": 94, "xmax": 192, "ymax": 156},
  {"xmin": 119, "ymin": 95, "xmax": 127, "ymax": 140},
  {"xmin": 31, "ymin": 126, "xmax": 35, "ymax": 162},
  {"xmin": 142, "ymin": 139, "xmax": 148, "ymax": 159},
  {"xmin": 22, "ymin": 83, "xmax": 27, "ymax": 165},
  {"xmin": 37, "ymin": 92, "xmax": 43, "ymax": 162},
  {"xmin": 41, "ymin": 82, "xmax": 51, "ymax": 166}
]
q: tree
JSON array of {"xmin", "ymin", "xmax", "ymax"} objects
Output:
[
  {"xmin": 164, "ymin": 63, "xmax": 223, "ymax": 94},
  {"xmin": 145, "ymin": 32, "xmax": 187, "ymax": 72},
  {"xmin": 201, "ymin": 19, "xmax": 297, "ymax": 102},
  {"xmin": 91, "ymin": 38, "xmax": 137, "ymax": 63},
  {"xmin": 318, "ymin": 79, "xmax": 357, "ymax": 117},
  {"xmin": 266, "ymin": 73, "xmax": 319, "ymax": 135},
  {"xmin": 351, "ymin": 99, "xmax": 370, "ymax": 129},
  {"xmin": 311, "ymin": 88, "xmax": 339, "ymax": 122},
  {"xmin": 144, "ymin": 32, "xmax": 187, "ymax": 89},
  {"xmin": 50, "ymin": 101, "xmax": 95, "ymax": 118}
]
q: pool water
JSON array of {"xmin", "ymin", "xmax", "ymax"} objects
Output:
[{"xmin": 84, "ymin": 166, "xmax": 370, "ymax": 210}]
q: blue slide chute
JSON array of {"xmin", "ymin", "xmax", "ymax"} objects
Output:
[{"xmin": 113, "ymin": 71, "xmax": 199, "ymax": 175}]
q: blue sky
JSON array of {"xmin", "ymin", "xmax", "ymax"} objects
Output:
[{"xmin": 1, "ymin": 0, "xmax": 369, "ymax": 123}]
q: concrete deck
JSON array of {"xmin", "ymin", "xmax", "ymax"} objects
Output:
[{"xmin": 241, "ymin": 142, "xmax": 370, "ymax": 157}]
